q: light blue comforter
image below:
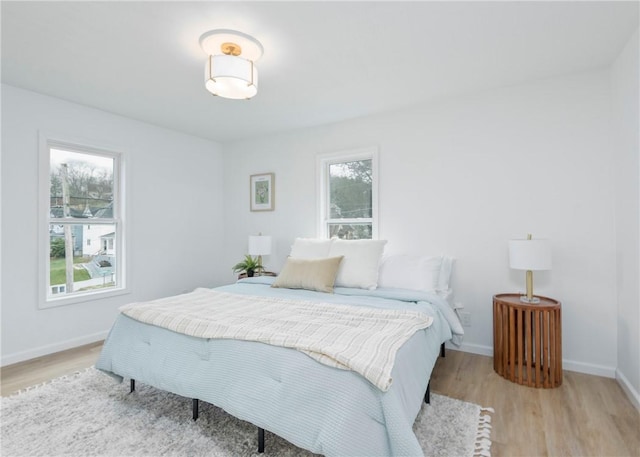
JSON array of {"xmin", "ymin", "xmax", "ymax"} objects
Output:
[{"xmin": 96, "ymin": 278, "xmax": 453, "ymax": 456}]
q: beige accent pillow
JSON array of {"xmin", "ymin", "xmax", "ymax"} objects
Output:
[{"xmin": 271, "ymin": 256, "xmax": 344, "ymax": 293}]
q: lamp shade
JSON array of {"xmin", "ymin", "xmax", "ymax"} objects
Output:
[
  {"xmin": 508, "ymin": 239, "xmax": 552, "ymax": 271},
  {"xmin": 248, "ymin": 235, "xmax": 272, "ymax": 256},
  {"xmin": 204, "ymin": 55, "xmax": 258, "ymax": 100}
]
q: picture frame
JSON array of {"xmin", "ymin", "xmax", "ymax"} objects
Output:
[{"xmin": 250, "ymin": 173, "xmax": 275, "ymax": 211}]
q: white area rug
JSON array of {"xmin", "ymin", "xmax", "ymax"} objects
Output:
[{"xmin": 1, "ymin": 368, "xmax": 492, "ymax": 457}]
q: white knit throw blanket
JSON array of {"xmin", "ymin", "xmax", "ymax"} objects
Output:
[{"xmin": 119, "ymin": 288, "xmax": 433, "ymax": 391}]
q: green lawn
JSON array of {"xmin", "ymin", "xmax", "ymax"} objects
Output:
[{"xmin": 50, "ymin": 257, "xmax": 91, "ymax": 285}]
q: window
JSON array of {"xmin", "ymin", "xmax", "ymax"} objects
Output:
[
  {"xmin": 39, "ymin": 135, "xmax": 126, "ymax": 307},
  {"xmin": 317, "ymin": 147, "xmax": 378, "ymax": 239}
]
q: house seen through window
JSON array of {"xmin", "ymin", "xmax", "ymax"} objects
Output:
[{"xmin": 42, "ymin": 141, "xmax": 125, "ymax": 306}]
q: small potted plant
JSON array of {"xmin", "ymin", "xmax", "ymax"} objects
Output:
[{"xmin": 232, "ymin": 255, "xmax": 262, "ymax": 277}]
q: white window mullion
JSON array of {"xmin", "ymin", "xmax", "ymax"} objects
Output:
[
  {"xmin": 39, "ymin": 133, "xmax": 128, "ymax": 308},
  {"xmin": 317, "ymin": 146, "xmax": 378, "ymax": 240}
]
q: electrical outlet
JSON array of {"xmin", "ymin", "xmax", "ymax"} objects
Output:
[{"xmin": 459, "ymin": 311, "xmax": 471, "ymax": 327}]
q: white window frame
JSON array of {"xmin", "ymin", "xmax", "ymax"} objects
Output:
[
  {"xmin": 38, "ymin": 133, "xmax": 128, "ymax": 309},
  {"xmin": 316, "ymin": 146, "xmax": 379, "ymax": 239}
]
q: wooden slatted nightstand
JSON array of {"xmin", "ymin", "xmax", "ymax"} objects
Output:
[{"xmin": 493, "ymin": 293, "xmax": 562, "ymax": 388}]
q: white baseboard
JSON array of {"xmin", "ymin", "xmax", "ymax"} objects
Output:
[
  {"xmin": 562, "ymin": 359, "xmax": 617, "ymax": 378},
  {"xmin": 448, "ymin": 342, "xmax": 617, "ymax": 378},
  {"xmin": 447, "ymin": 341, "xmax": 493, "ymax": 357},
  {"xmin": 0, "ymin": 330, "xmax": 108, "ymax": 367},
  {"xmin": 616, "ymin": 369, "xmax": 640, "ymax": 411}
]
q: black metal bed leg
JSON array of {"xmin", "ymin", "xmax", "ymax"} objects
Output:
[
  {"xmin": 130, "ymin": 379, "xmax": 135, "ymax": 393},
  {"xmin": 440, "ymin": 342, "xmax": 445, "ymax": 358},
  {"xmin": 424, "ymin": 381, "xmax": 430, "ymax": 404},
  {"xmin": 258, "ymin": 427, "xmax": 265, "ymax": 453},
  {"xmin": 192, "ymin": 399, "xmax": 199, "ymax": 421}
]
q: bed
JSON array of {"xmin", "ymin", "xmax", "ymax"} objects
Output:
[{"xmin": 96, "ymin": 239, "xmax": 463, "ymax": 457}]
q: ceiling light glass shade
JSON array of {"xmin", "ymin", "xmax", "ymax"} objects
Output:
[{"xmin": 204, "ymin": 54, "xmax": 258, "ymax": 100}]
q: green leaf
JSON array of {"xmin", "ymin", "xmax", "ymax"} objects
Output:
[{"xmin": 231, "ymin": 255, "xmax": 261, "ymax": 273}]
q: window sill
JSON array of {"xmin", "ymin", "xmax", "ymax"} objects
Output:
[{"xmin": 39, "ymin": 286, "xmax": 130, "ymax": 309}]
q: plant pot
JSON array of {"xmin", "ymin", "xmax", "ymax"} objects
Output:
[{"xmin": 247, "ymin": 269, "xmax": 255, "ymax": 277}]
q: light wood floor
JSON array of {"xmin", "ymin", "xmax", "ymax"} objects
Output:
[
  {"xmin": 430, "ymin": 351, "xmax": 640, "ymax": 457},
  {"xmin": 2, "ymin": 344, "xmax": 639, "ymax": 456},
  {"xmin": 1, "ymin": 342, "xmax": 103, "ymax": 396}
]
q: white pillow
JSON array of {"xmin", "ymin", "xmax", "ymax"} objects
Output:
[
  {"xmin": 289, "ymin": 238, "xmax": 332, "ymax": 259},
  {"xmin": 328, "ymin": 239, "xmax": 387, "ymax": 289},
  {"xmin": 377, "ymin": 255, "xmax": 443, "ymax": 292},
  {"xmin": 438, "ymin": 256, "xmax": 454, "ymax": 291}
]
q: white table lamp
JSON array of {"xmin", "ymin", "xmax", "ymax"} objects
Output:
[
  {"xmin": 248, "ymin": 234, "xmax": 272, "ymax": 274},
  {"xmin": 508, "ymin": 234, "xmax": 552, "ymax": 303}
]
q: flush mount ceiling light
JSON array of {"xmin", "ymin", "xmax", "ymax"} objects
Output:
[{"xmin": 199, "ymin": 29, "xmax": 264, "ymax": 100}]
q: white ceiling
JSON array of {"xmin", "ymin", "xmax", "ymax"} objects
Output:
[{"xmin": 2, "ymin": 1, "xmax": 638, "ymax": 143}]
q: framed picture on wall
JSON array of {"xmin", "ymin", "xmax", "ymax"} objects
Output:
[{"xmin": 250, "ymin": 173, "xmax": 275, "ymax": 211}]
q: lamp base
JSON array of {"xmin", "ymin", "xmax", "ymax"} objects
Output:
[{"xmin": 519, "ymin": 295, "xmax": 541, "ymax": 304}]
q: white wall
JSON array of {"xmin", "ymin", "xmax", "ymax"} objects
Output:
[
  {"xmin": 1, "ymin": 85, "xmax": 226, "ymax": 365},
  {"xmin": 612, "ymin": 28, "xmax": 640, "ymax": 407},
  {"xmin": 223, "ymin": 70, "xmax": 618, "ymax": 377}
]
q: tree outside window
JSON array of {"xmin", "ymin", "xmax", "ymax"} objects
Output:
[
  {"xmin": 40, "ymin": 139, "xmax": 125, "ymax": 307},
  {"xmin": 318, "ymin": 148, "xmax": 378, "ymax": 239}
]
